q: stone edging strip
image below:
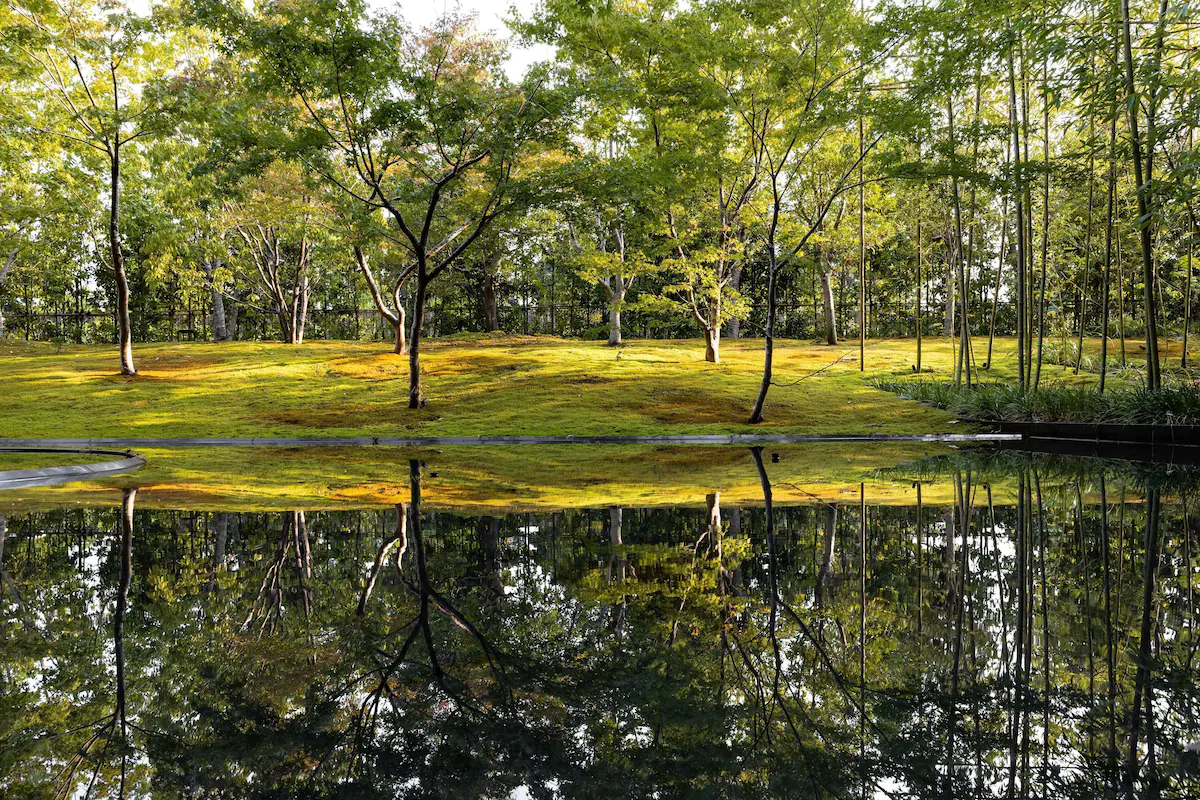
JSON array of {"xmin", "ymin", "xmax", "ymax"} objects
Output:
[
  {"xmin": 0, "ymin": 448, "xmax": 148, "ymax": 491},
  {"xmin": 0, "ymin": 433, "xmax": 1020, "ymax": 448}
]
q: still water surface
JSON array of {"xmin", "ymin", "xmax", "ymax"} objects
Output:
[{"xmin": 1, "ymin": 449, "xmax": 1199, "ymax": 798}]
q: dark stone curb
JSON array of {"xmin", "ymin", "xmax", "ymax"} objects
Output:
[{"xmin": 0, "ymin": 433, "xmax": 1020, "ymax": 448}]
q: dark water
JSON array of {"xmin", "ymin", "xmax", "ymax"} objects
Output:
[{"xmin": 2, "ymin": 453, "xmax": 1200, "ymax": 798}]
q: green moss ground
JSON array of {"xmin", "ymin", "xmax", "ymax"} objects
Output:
[
  {"xmin": 0, "ymin": 334, "xmax": 1105, "ymax": 439},
  {"xmin": 1, "ymin": 334, "xmax": 1115, "ymax": 511},
  {"xmin": 0, "ymin": 451, "xmax": 115, "ymax": 469},
  {"xmin": 0, "ymin": 442, "xmax": 1012, "ymax": 513}
]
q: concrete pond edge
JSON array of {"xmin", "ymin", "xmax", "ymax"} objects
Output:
[{"xmin": 0, "ymin": 447, "xmax": 148, "ymax": 491}]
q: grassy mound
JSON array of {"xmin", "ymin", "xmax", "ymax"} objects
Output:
[{"xmin": 0, "ymin": 335, "xmax": 1102, "ymax": 439}]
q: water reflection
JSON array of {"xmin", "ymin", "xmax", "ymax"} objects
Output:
[{"xmin": 1, "ymin": 454, "xmax": 1199, "ymax": 798}]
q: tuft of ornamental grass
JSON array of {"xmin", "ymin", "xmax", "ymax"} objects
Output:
[
  {"xmin": 1040, "ymin": 340, "xmax": 1096, "ymax": 373},
  {"xmin": 1039, "ymin": 339, "xmax": 1150, "ymax": 383},
  {"xmin": 872, "ymin": 380, "xmax": 1200, "ymax": 425}
]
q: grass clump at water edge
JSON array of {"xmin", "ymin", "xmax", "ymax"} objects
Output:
[{"xmin": 872, "ymin": 380, "xmax": 1200, "ymax": 425}]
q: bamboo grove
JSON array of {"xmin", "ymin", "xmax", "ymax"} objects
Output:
[{"xmin": 0, "ymin": 0, "xmax": 1197, "ymax": 401}]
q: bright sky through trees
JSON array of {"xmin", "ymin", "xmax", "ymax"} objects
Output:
[{"xmin": 125, "ymin": 0, "xmax": 554, "ymax": 75}]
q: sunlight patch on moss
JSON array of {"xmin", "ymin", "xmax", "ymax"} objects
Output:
[
  {"xmin": 0, "ymin": 443, "xmax": 1004, "ymax": 513},
  {"xmin": 0, "ymin": 335, "xmax": 1110, "ymax": 440}
]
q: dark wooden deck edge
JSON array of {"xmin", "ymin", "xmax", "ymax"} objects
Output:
[
  {"xmin": 979, "ymin": 421, "xmax": 1200, "ymax": 465},
  {"xmin": 992, "ymin": 421, "xmax": 1200, "ymax": 446}
]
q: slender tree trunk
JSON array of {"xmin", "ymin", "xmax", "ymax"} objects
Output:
[
  {"xmin": 1033, "ymin": 61, "xmax": 1051, "ymax": 390},
  {"xmin": 727, "ymin": 265, "xmax": 743, "ymax": 338},
  {"xmin": 393, "ymin": 317, "xmax": 407, "ymax": 354},
  {"xmin": 608, "ymin": 281, "xmax": 624, "ymax": 346},
  {"xmin": 944, "ymin": 239, "xmax": 956, "ymax": 338},
  {"xmin": 294, "ymin": 275, "xmax": 309, "ymax": 344},
  {"xmin": 1077, "ymin": 32, "xmax": 1100, "ymax": 378},
  {"xmin": 225, "ymin": 289, "xmax": 240, "ymax": 339},
  {"xmin": 961, "ymin": 72, "xmax": 983, "ymax": 384},
  {"xmin": 354, "ymin": 245, "xmax": 407, "ymax": 354},
  {"xmin": 1185, "ymin": 125, "xmax": 1197, "ymax": 369},
  {"xmin": 1009, "ymin": 39, "xmax": 1028, "ymax": 391},
  {"xmin": 748, "ymin": 260, "xmax": 777, "ymax": 424},
  {"xmin": 817, "ymin": 504, "xmax": 837, "ymax": 594},
  {"xmin": 482, "ymin": 515, "xmax": 504, "ymax": 605},
  {"xmin": 1120, "ymin": 0, "xmax": 1163, "ymax": 388},
  {"xmin": 1126, "ymin": 489, "xmax": 1161, "ymax": 791},
  {"xmin": 1100, "ymin": 85, "xmax": 1118, "ymax": 392},
  {"xmin": 115, "ymin": 488, "xmax": 135, "ymax": 739},
  {"xmin": 358, "ymin": 504, "xmax": 406, "ymax": 616},
  {"xmin": 947, "ymin": 94, "xmax": 970, "ymax": 387},
  {"xmin": 202, "ymin": 260, "xmax": 230, "ymax": 341},
  {"xmin": 1186, "ymin": 233, "xmax": 1194, "ymax": 369},
  {"xmin": 110, "ymin": 151, "xmax": 135, "ymax": 375},
  {"xmin": 916, "ymin": 182, "xmax": 923, "ymax": 371},
  {"xmin": 210, "ymin": 287, "xmax": 228, "ymax": 342},
  {"xmin": 0, "ymin": 247, "xmax": 15, "ymax": 339},
  {"xmin": 276, "ymin": 281, "xmax": 294, "ymax": 345},
  {"xmin": 1020, "ymin": 42, "xmax": 1035, "ymax": 389},
  {"xmin": 0, "ymin": 515, "xmax": 11, "ymax": 606},
  {"xmin": 858, "ymin": 112, "xmax": 866, "ymax": 371},
  {"xmin": 1076, "ymin": 139, "xmax": 1095, "ymax": 375},
  {"xmin": 704, "ymin": 326, "xmax": 720, "ymax": 363},
  {"xmin": 1117, "ymin": 227, "xmax": 1128, "ymax": 367},
  {"xmin": 482, "ymin": 257, "xmax": 500, "ymax": 332},
  {"xmin": 208, "ymin": 512, "xmax": 230, "ymax": 593},
  {"xmin": 821, "ymin": 260, "xmax": 838, "ymax": 345},
  {"xmin": 409, "ymin": 277, "xmax": 428, "ymax": 409},
  {"xmin": 988, "ymin": 198, "xmax": 1008, "ymax": 369}
]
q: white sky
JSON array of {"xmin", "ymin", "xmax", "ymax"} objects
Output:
[
  {"xmin": 397, "ymin": 0, "xmax": 532, "ymax": 37},
  {"xmin": 126, "ymin": 0, "xmax": 553, "ymax": 78},
  {"xmin": 393, "ymin": 0, "xmax": 553, "ymax": 78}
]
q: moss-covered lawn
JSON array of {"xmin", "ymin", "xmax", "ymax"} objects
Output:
[
  {"xmin": 0, "ymin": 450, "xmax": 115, "ymax": 469},
  {"xmin": 0, "ymin": 334, "xmax": 1103, "ymax": 439},
  {"xmin": 0, "ymin": 442, "xmax": 1008, "ymax": 513}
]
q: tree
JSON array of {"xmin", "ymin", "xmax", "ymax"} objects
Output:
[
  {"xmin": 1119, "ymin": 0, "xmax": 1165, "ymax": 388},
  {"xmin": 661, "ymin": 238, "xmax": 750, "ymax": 362},
  {"xmin": 221, "ymin": 162, "xmax": 331, "ymax": 344},
  {"xmin": 732, "ymin": 0, "xmax": 889, "ymax": 423},
  {"xmin": 567, "ymin": 185, "xmax": 658, "ymax": 347},
  {"xmin": 213, "ymin": 0, "xmax": 568, "ymax": 406},
  {"xmin": 3, "ymin": 0, "xmax": 196, "ymax": 373},
  {"xmin": 353, "ymin": 229, "xmax": 413, "ymax": 354},
  {"xmin": 527, "ymin": 0, "xmax": 761, "ymax": 361},
  {"xmin": 141, "ymin": 159, "xmax": 240, "ymax": 342},
  {"xmin": 0, "ymin": 145, "xmax": 33, "ymax": 337}
]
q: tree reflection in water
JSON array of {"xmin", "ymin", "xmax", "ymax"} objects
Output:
[{"xmin": 1, "ymin": 453, "xmax": 1199, "ymax": 798}]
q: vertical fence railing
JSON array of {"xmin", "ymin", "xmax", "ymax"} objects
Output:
[{"xmin": 1, "ymin": 300, "xmax": 999, "ymax": 343}]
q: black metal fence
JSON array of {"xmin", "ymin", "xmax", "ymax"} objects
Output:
[{"xmin": 1, "ymin": 299, "xmax": 970, "ymax": 344}]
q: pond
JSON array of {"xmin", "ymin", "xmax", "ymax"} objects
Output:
[{"xmin": 1, "ymin": 446, "xmax": 1198, "ymax": 798}]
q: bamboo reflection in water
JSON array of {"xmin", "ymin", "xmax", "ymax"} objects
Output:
[
  {"xmin": 1127, "ymin": 487, "xmax": 1162, "ymax": 794},
  {"xmin": 2, "ymin": 455, "xmax": 1200, "ymax": 797}
]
